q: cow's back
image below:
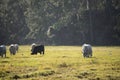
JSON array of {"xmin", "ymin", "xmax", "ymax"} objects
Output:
[{"xmin": 34, "ymin": 45, "xmax": 44, "ymax": 52}]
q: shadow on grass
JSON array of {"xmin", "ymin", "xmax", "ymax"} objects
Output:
[
  {"xmin": 75, "ymin": 71, "xmax": 98, "ymax": 80},
  {"xmin": 11, "ymin": 70, "xmax": 55, "ymax": 79}
]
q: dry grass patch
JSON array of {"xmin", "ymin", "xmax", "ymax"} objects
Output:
[{"xmin": 0, "ymin": 46, "xmax": 120, "ymax": 80}]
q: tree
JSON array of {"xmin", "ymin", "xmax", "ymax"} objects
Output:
[
  {"xmin": 0, "ymin": 0, "xmax": 120, "ymax": 45},
  {"xmin": 0, "ymin": 0, "xmax": 29, "ymax": 44}
]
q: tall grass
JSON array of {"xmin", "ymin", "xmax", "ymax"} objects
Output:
[{"xmin": 0, "ymin": 46, "xmax": 120, "ymax": 80}]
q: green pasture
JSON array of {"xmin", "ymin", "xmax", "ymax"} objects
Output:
[{"xmin": 0, "ymin": 46, "xmax": 120, "ymax": 80}]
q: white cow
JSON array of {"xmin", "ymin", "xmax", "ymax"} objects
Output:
[
  {"xmin": 82, "ymin": 44, "xmax": 92, "ymax": 58},
  {"xmin": 9, "ymin": 44, "xmax": 16, "ymax": 55}
]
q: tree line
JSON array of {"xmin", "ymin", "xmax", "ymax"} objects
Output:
[{"xmin": 0, "ymin": 0, "xmax": 120, "ymax": 45}]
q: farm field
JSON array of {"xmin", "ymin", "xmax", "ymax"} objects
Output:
[{"xmin": 0, "ymin": 46, "xmax": 120, "ymax": 80}]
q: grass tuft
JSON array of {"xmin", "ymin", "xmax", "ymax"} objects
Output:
[
  {"xmin": 39, "ymin": 70, "xmax": 55, "ymax": 76},
  {"xmin": 12, "ymin": 75, "xmax": 21, "ymax": 79},
  {"xmin": 58, "ymin": 62, "xmax": 70, "ymax": 68},
  {"xmin": 75, "ymin": 71, "xmax": 96, "ymax": 79}
]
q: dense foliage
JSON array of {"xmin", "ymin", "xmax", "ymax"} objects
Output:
[{"xmin": 0, "ymin": 0, "xmax": 120, "ymax": 45}]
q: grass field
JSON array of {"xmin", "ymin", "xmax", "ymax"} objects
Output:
[{"xmin": 0, "ymin": 46, "xmax": 120, "ymax": 80}]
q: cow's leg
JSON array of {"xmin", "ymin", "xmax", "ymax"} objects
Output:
[
  {"xmin": 40, "ymin": 51, "xmax": 44, "ymax": 55},
  {"xmin": 86, "ymin": 53, "xmax": 89, "ymax": 57},
  {"xmin": 83, "ymin": 53, "xmax": 86, "ymax": 58},
  {"xmin": 34, "ymin": 52, "xmax": 37, "ymax": 55},
  {"xmin": 90, "ymin": 53, "xmax": 92, "ymax": 57}
]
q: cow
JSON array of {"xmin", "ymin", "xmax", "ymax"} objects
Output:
[
  {"xmin": 0, "ymin": 45, "xmax": 6, "ymax": 58},
  {"xmin": 82, "ymin": 44, "xmax": 92, "ymax": 58},
  {"xmin": 9, "ymin": 44, "xmax": 17, "ymax": 55},
  {"xmin": 31, "ymin": 45, "xmax": 44, "ymax": 55}
]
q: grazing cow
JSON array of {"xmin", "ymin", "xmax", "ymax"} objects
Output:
[
  {"xmin": 9, "ymin": 44, "xmax": 17, "ymax": 55},
  {"xmin": 0, "ymin": 45, "xmax": 6, "ymax": 57},
  {"xmin": 15, "ymin": 44, "xmax": 19, "ymax": 52},
  {"xmin": 31, "ymin": 45, "xmax": 44, "ymax": 55},
  {"xmin": 82, "ymin": 44, "xmax": 92, "ymax": 58}
]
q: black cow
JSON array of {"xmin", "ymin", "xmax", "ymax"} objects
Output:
[
  {"xmin": 31, "ymin": 45, "xmax": 44, "ymax": 55},
  {"xmin": 0, "ymin": 45, "xmax": 6, "ymax": 57}
]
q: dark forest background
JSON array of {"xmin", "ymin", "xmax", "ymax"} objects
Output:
[{"xmin": 0, "ymin": 0, "xmax": 120, "ymax": 45}]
